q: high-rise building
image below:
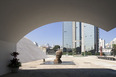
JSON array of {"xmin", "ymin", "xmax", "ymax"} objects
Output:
[
  {"xmin": 63, "ymin": 21, "xmax": 99, "ymax": 54},
  {"xmin": 63, "ymin": 22, "xmax": 73, "ymax": 48},
  {"xmin": 99, "ymin": 38, "xmax": 105, "ymax": 48}
]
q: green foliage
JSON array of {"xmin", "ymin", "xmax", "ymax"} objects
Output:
[
  {"xmin": 72, "ymin": 48, "xmax": 76, "ymax": 52},
  {"xmin": 8, "ymin": 61, "xmax": 21, "ymax": 68},
  {"xmin": 8, "ymin": 52, "xmax": 21, "ymax": 68},
  {"xmin": 113, "ymin": 44, "xmax": 116, "ymax": 49},
  {"xmin": 63, "ymin": 47, "xmax": 67, "ymax": 52},
  {"xmin": 53, "ymin": 45, "xmax": 60, "ymax": 51},
  {"xmin": 62, "ymin": 52, "xmax": 72, "ymax": 55},
  {"xmin": 72, "ymin": 48, "xmax": 77, "ymax": 55},
  {"xmin": 95, "ymin": 52, "xmax": 100, "ymax": 55},
  {"xmin": 111, "ymin": 44, "xmax": 116, "ymax": 56},
  {"xmin": 87, "ymin": 52, "xmax": 92, "ymax": 55},
  {"xmin": 95, "ymin": 52, "xmax": 105, "ymax": 56},
  {"xmin": 81, "ymin": 51, "xmax": 104, "ymax": 56},
  {"xmin": 62, "ymin": 52, "xmax": 67, "ymax": 55},
  {"xmin": 68, "ymin": 52, "xmax": 73, "ymax": 55},
  {"xmin": 81, "ymin": 52, "xmax": 88, "ymax": 56},
  {"xmin": 102, "ymin": 52, "xmax": 105, "ymax": 56},
  {"xmin": 62, "ymin": 52, "xmax": 75, "ymax": 55}
]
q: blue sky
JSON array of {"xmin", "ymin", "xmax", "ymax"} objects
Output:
[
  {"xmin": 99, "ymin": 28, "xmax": 116, "ymax": 43},
  {"xmin": 25, "ymin": 22, "xmax": 63, "ymax": 46},
  {"xmin": 25, "ymin": 22, "xmax": 116, "ymax": 46}
]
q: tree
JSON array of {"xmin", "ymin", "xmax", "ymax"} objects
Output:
[
  {"xmin": 53, "ymin": 45, "xmax": 60, "ymax": 51},
  {"xmin": 63, "ymin": 47, "xmax": 67, "ymax": 52},
  {"xmin": 112, "ymin": 44, "xmax": 116, "ymax": 57},
  {"xmin": 72, "ymin": 48, "xmax": 77, "ymax": 55}
]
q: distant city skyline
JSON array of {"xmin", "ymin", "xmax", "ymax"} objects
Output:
[{"xmin": 25, "ymin": 22, "xmax": 116, "ymax": 46}]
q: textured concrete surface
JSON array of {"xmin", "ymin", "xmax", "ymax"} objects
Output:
[{"xmin": 17, "ymin": 37, "xmax": 47, "ymax": 63}]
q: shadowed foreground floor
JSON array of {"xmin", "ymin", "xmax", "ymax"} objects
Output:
[{"xmin": 1, "ymin": 69, "xmax": 116, "ymax": 77}]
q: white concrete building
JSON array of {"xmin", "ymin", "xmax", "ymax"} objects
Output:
[
  {"xmin": 111, "ymin": 38, "xmax": 116, "ymax": 48},
  {"xmin": 105, "ymin": 43, "xmax": 110, "ymax": 48},
  {"xmin": 106, "ymin": 38, "xmax": 116, "ymax": 49},
  {"xmin": 99, "ymin": 38, "xmax": 105, "ymax": 48}
]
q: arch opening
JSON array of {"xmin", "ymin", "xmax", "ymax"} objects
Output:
[{"xmin": 17, "ymin": 21, "xmax": 116, "ymax": 71}]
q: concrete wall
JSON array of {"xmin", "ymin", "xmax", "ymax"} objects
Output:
[
  {"xmin": 0, "ymin": 37, "xmax": 47, "ymax": 76},
  {"xmin": 0, "ymin": 40, "xmax": 16, "ymax": 75},
  {"xmin": 17, "ymin": 37, "xmax": 47, "ymax": 63}
]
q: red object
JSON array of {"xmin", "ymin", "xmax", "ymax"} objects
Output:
[{"xmin": 100, "ymin": 46, "xmax": 102, "ymax": 56}]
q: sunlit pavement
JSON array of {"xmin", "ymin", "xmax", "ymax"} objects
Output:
[
  {"xmin": 1, "ymin": 55, "xmax": 116, "ymax": 77},
  {"xmin": 20, "ymin": 55, "xmax": 116, "ymax": 70}
]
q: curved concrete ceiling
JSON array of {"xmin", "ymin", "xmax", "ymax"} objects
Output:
[{"xmin": 0, "ymin": 0, "xmax": 116, "ymax": 43}]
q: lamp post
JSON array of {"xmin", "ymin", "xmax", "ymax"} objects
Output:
[{"xmin": 84, "ymin": 46, "xmax": 86, "ymax": 56}]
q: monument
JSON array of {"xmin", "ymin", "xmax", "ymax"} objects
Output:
[{"xmin": 54, "ymin": 49, "xmax": 62, "ymax": 64}]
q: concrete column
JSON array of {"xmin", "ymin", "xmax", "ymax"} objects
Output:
[
  {"xmin": 72, "ymin": 21, "xmax": 76, "ymax": 48},
  {"xmin": 81, "ymin": 22, "xmax": 85, "ymax": 52}
]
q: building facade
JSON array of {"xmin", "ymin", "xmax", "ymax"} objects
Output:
[
  {"xmin": 63, "ymin": 21, "xmax": 99, "ymax": 54},
  {"xmin": 99, "ymin": 38, "xmax": 105, "ymax": 48},
  {"xmin": 105, "ymin": 38, "xmax": 116, "ymax": 49},
  {"xmin": 63, "ymin": 22, "xmax": 73, "ymax": 48}
]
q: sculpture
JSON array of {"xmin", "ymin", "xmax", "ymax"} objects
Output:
[
  {"xmin": 54, "ymin": 49, "xmax": 62, "ymax": 64},
  {"xmin": 100, "ymin": 46, "xmax": 103, "ymax": 56}
]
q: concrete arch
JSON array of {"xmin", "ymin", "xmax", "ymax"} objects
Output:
[
  {"xmin": 0, "ymin": 0, "xmax": 116, "ymax": 43},
  {"xmin": 0, "ymin": 0, "xmax": 116, "ymax": 75}
]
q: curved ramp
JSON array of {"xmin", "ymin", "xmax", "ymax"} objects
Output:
[{"xmin": 17, "ymin": 37, "xmax": 47, "ymax": 63}]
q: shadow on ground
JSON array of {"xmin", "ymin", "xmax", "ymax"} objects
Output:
[{"xmin": 1, "ymin": 69, "xmax": 116, "ymax": 77}]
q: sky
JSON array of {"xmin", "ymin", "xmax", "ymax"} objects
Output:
[
  {"xmin": 99, "ymin": 28, "xmax": 116, "ymax": 43},
  {"xmin": 25, "ymin": 22, "xmax": 116, "ymax": 46},
  {"xmin": 25, "ymin": 22, "xmax": 63, "ymax": 46}
]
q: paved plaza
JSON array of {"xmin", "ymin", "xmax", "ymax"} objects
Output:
[
  {"xmin": 20, "ymin": 55, "xmax": 116, "ymax": 70},
  {"xmin": 1, "ymin": 55, "xmax": 116, "ymax": 77}
]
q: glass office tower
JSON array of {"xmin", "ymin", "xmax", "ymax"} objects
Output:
[
  {"xmin": 63, "ymin": 21, "xmax": 99, "ymax": 53},
  {"xmin": 63, "ymin": 22, "xmax": 73, "ymax": 48},
  {"xmin": 83, "ymin": 23, "xmax": 99, "ymax": 52}
]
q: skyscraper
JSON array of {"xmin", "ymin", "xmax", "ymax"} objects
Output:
[
  {"xmin": 62, "ymin": 22, "xmax": 73, "ymax": 48},
  {"xmin": 63, "ymin": 21, "xmax": 99, "ymax": 54}
]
